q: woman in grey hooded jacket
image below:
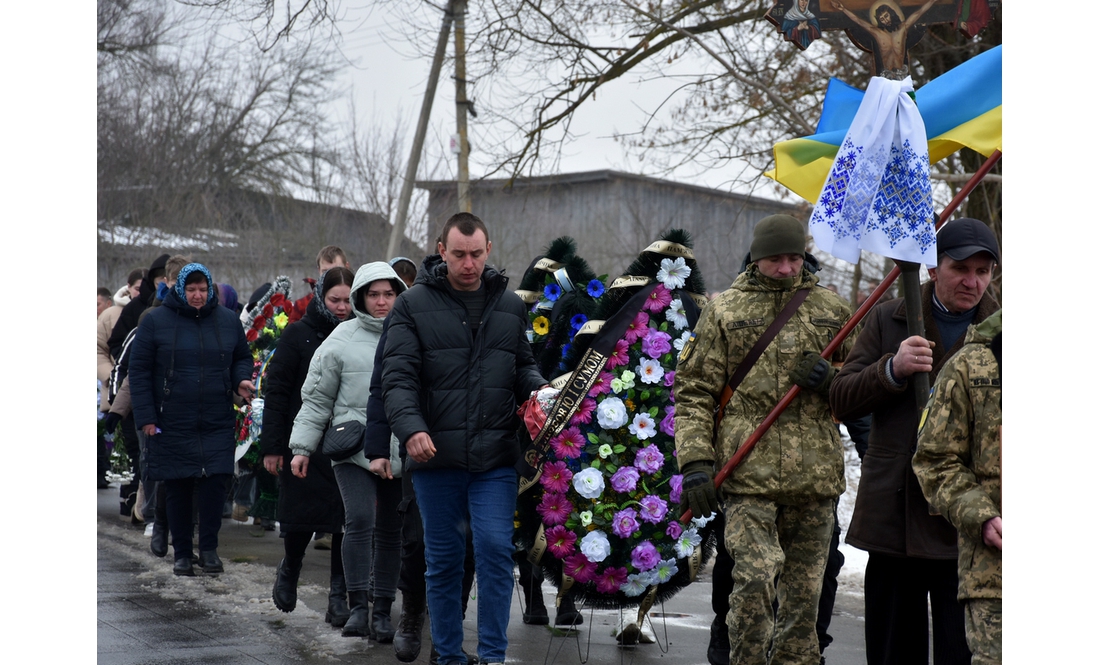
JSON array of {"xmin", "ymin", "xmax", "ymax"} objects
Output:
[{"xmin": 288, "ymin": 262, "xmax": 406, "ymax": 640}]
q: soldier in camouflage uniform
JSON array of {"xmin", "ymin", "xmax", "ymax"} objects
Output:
[
  {"xmin": 913, "ymin": 309, "xmax": 1002, "ymax": 665},
  {"xmin": 674, "ymin": 214, "xmax": 854, "ymax": 665}
]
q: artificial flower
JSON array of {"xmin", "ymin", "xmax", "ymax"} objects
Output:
[
  {"xmin": 669, "ymin": 474, "xmax": 684, "ymax": 504},
  {"xmin": 274, "ymin": 312, "xmax": 289, "ymax": 329},
  {"xmin": 638, "ymin": 495, "xmax": 669, "ymax": 524},
  {"xmin": 546, "ymin": 524, "xmax": 577, "ymax": 558},
  {"xmin": 611, "ymin": 507, "xmax": 641, "ymax": 538},
  {"xmin": 595, "ymin": 566, "xmax": 628, "ymax": 594},
  {"xmin": 590, "ymin": 372, "xmax": 614, "ymax": 396},
  {"xmin": 623, "ymin": 310, "xmax": 650, "ymax": 345},
  {"xmin": 579, "ymin": 530, "xmax": 612, "ymax": 563},
  {"xmin": 609, "ymin": 466, "xmax": 640, "ymax": 493},
  {"xmin": 634, "ymin": 444, "xmax": 664, "ymax": 474},
  {"xmin": 586, "ymin": 279, "xmax": 605, "ymax": 298},
  {"xmin": 572, "ymin": 467, "xmax": 605, "ymax": 500},
  {"xmin": 596, "ymin": 397, "xmax": 628, "ymax": 429},
  {"xmin": 270, "ymin": 293, "xmax": 286, "ymax": 307},
  {"xmin": 550, "ymin": 426, "xmax": 586, "ymax": 459},
  {"xmin": 536, "ymin": 492, "xmax": 574, "ymax": 526},
  {"xmin": 253, "ymin": 315, "xmax": 268, "ymax": 330},
  {"xmin": 656, "ymin": 257, "xmax": 691, "ymax": 290},
  {"xmin": 570, "ymin": 313, "xmax": 588, "ymax": 331},
  {"xmin": 666, "ymin": 298, "xmax": 689, "ymax": 330},
  {"xmin": 246, "ymin": 328, "xmax": 259, "ymax": 342},
  {"xmin": 533, "ymin": 316, "xmax": 550, "ymax": 335},
  {"xmin": 606, "ymin": 338, "xmax": 631, "ymax": 369},
  {"xmin": 643, "ymin": 284, "xmax": 673, "ymax": 313},
  {"xmin": 562, "ymin": 552, "xmax": 598, "ymax": 583},
  {"xmin": 666, "ymin": 520, "xmax": 683, "ymax": 540},
  {"xmin": 691, "ymin": 512, "xmax": 717, "ymax": 528},
  {"xmin": 637, "ymin": 358, "xmax": 664, "ymax": 385},
  {"xmin": 659, "ymin": 406, "xmax": 676, "ymax": 437},
  {"xmin": 610, "ymin": 370, "xmax": 636, "ymax": 394},
  {"xmin": 654, "ymin": 558, "xmax": 679, "ymax": 583},
  {"xmin": 263, "ymin": 303, "xmax": 275, "ymax": 318},
  {"xmin": 570, "ymin": 398, "xmax": 597, "ymax": 426},
  {"xmin": 629, "ymin": 412, "xmax": 658, "ymax": 440},
  {"xmin": 621, "ymin": 573, "xmax": 650, "ymax": 597},
  {"xmin": 663, "ymin": 370, "xmax": 676, "ymax": 388},
  {"xmin": 673, "ymin": 330, "xmax": 693, "ymax": 352},
  {"xmin": 539, "ymin": 460, "xmax": 574, "ymax": 494},
  {"xmin": 579, "ymin": 511, "xmax": 593, "ymax": 527},
  {"xmin": 641, "ymin": 329, "xmax": 672, "ymax": 359},
  {"xmin": 598, "ymin": 443, "xmax": 613, "ymax": 459},
  {"xmin": 544, "ymin": 284, "xmax": 561, "ymax": 301},
  {"xmin": 674, "ymin": 528, "xmax": 703, "ymax": 558}
]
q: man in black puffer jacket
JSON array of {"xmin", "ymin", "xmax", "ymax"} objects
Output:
[{"xmin": 382, "ymin": 213, "xmax": 546, "ymax": 665}]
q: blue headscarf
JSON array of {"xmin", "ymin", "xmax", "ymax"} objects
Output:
[{"xmin": 174, "ymin": 263, "xmax": 218, "ymax": 308}]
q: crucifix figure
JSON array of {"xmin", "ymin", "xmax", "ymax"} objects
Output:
[{"xmin": 832, "ymin": 0, "xmax": 938, "ymax": 73}]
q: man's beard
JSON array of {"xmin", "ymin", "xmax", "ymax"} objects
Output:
[{"xmin": 877, "ymin": 10, "xmax": 902, "ymax": 32}]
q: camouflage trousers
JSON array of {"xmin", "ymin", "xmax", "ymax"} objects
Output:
[
  {"xmin": 964, "ymin": 598, "xmax": 1002, "ymax": 664},
  {"xmin": 722, "ymin": 495, "xmax": 834, "ymax": 665}
]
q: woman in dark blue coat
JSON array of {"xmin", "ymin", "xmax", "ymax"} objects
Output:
[{"xmin": 129, "ymin": 263, "xmax": 254, "ymax": 576}]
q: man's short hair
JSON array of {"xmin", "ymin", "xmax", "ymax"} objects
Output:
[
  {"xmin": 439, "ymin": 213, "xmax": 489, "ymax": 247},
  {"xmin": 97, "ymin": 287, "xmax": 113, "ymax": 299},
  {"xmin": 166, "ymin": 255, "xmax": 192, "ymax": 283},
  {"xmin": 317, "ymin": 245, "xmax": 348, "ymax": 268}
]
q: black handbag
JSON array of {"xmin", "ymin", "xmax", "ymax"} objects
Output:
[{"xmin": 322, "ymin": 420, "xmax": 365, "ymax": 461}]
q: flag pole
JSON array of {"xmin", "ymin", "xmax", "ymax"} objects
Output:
[{"xmin": 681, "ymin": 149, "xmax": 1002, "ymax": 523}]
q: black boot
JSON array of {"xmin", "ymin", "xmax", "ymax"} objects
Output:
[
  {"xmin": 173, "ymin": 557, "xmax": 196, "ymax": 577},
  {"xmin": 519, "ymin": 565, "xmax": 548, "ymax": 625},
  {"xmin": 325, "ymin": 574, "xmax": 351, "ymax": 628},
  {"xmin": 393, "ymin": 592, "xmax": 426, "ymax": 662},
  {"xmin": 707, "ymin": 614, "xmax": 731, "ymax": 665},
  {"xmin": 342, "ymin": 590, "xmax": 371, "ymax": 637},
  {"xmin": 371, "ymin": 596, "xmax": 396, "ymax": 643},
  {"xmin": 554, "ymin": 594, "xmax": 584, "ymax": 627},
  {"xmin": 199, "ymin": 550, "xmax": 223, "ymax": 574},
  {"xmin": 272, "ymin": 557, "xmax": 304, "ymax": 613},
  {"xmin": 150, "ymin": 520, "xmax": 168, "ymax": 558}
]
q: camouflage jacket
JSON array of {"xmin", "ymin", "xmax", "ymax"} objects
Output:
[
  {"xmin": 913, "ymin": 310, "xmax": 1002, "ymax": 600},
  {"xmin": 674, "ymin": 265, "xmax": 854, "ymax": 504}
]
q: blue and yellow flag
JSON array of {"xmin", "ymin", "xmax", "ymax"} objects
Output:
[{"xmin": 766, "ymin": 45, "xmax": 1002, "ymax": 203}]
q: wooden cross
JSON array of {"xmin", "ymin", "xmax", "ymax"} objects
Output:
[{"xmin": 765, "ymin": 0, "xmax": 997, "ymax": 75}]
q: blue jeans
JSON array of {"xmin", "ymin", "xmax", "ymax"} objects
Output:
[{"xmin": 413, "ymin": 466, "xmax": 517, "ymax": 665}]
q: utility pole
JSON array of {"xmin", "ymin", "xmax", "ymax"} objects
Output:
[
  {"xmin": 386, "ymin": 2, "xmax": 454, "ymax": 259},
  {"xmin": 453, "ymin": 0, "xmax": 471, "ymax": 213}
]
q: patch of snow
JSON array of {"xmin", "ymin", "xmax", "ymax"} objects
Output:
[{"xmin": 98, "ymin": 222, "xmax": 240, "ymax": 251}]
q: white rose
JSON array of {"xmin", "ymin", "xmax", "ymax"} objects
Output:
[
  {"xmin": 572, "ymin": 467, "xmax": 605, "ymax": 500},
  {"xmin": 579, "ymin": 530, "xmax": 611, "ymax": 563},
  {"xmin": 597, "ymin": 396, "xmax": 628, "ymax": 429}
]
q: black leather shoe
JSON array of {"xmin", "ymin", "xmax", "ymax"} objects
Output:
[
  {"xmin": 173, "ymin": 558, "xmax": 196, "ymax": 576},
  {"xmin": 150, "ymin": 521, "xmax": 168, "ymax": 558},
  {"xmin": 199, "ymin": 550, "xmax": 224, "ymax": 574},
  {"xmin": 707, "ymin": 615, "xmax": 730, "ymax": 665},
  {"xmin": 393, "ymin": 593, "xmax": 425, "ymax": 662}
]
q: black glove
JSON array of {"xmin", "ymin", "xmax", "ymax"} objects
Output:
[
  {"xmin": 102, "ymin": 412, "xmax": 122, "ymax": 436},
  {"xmin": 788, "ymin": 351, "xmax": 837, "ymax": 395},
  {"xmin": 679, "ymin": 460, "xmax": 719, "ymax": 519}
]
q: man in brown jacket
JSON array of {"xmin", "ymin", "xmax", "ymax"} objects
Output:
[{"xmin": 829, "ymin": 217, "xmax": 999, "ymax": 665}]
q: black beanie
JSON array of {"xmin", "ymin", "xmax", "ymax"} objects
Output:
[
  {"xmin": 750, "ymin": 215, "xmax": 806, "ymax": 261},
  {"xmin": 148, "ymin": 253, "xmax": 171, "ymax": 280}
]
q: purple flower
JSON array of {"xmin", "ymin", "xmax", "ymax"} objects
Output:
[
  {"xmin": 546, "ymin": 525, "xmax": 577, "ymax": 558},
  {"xmin": 669, "ymin": 474, "xmax": 683, "ymax": 504},
  {"xmin": 660, "ymin": 406, "xmax": 676, "ymax": 437},
  {"xmin": 550, "ymin": 426, "xmax": 585, "ymax": 459},
  {"xmin": 631, "ymin": 541, "xmax": 660, "ymax": 571},
  {"xmin": 589, "ymin": 372, "xmax": 614, "ymax": 396},
  {"xmin": 606, "ymin": 339, "xmax": 630, "ymax": 369},
  {"xmin": 569, "ymin": 398, "xmax": 597, "ymax": 426},
  {"xmin": 540, "ymin": 460, "xmax": 573, "ymax": 493},
  {"xmin": 641, "ymin": 329, "xmax": 672, "ymax": 359},
  {"xmin": 536, "ymin": 492, "xmax": 574, "ymax": 526},
  {"xmin": 663, "ymin": 370, "xmax": 676, "ymax": 387},
  {"xmin": 594, "ymin": 566, "xmax": 628, "ymax": 594},
  {"xmin": 610, "ymin": 466, "xmax": 640, "ymax": 493},
  {"xmin": 666, "ymin": 520, "xmax": 683, "ymax": 540},
  {"xmin": 638, "ymin": 495, "xmax": 669, "ymax": 524},
  {"xmin": 611, "ymin": 507, "xmax": 640, "ymax": 538},
  {"xmin": 634, "ymin": 444, "xmax": 665, "ymax": 475},
  {"xmin": 643, "ymin": 284, "xmax": 673, "ymax": 313}
]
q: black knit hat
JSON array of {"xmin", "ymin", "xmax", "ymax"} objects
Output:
[
  {"xmin": 750, "ymin": 215, "xmax": 806, "ymax": 261},
  {"xmin": 148, "ymin": 253, "xmax": 171, "ymax": 280},
  {"xmin": 937, "ymin": 218, "xmax": 1000, "ymax": 264}
]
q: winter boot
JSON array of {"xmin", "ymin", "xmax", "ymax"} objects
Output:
[
  {"xmin": 554, "ymin": 594, "xmax": 584, "ymax": 628},
  {"xmin": 518, "ymin": 562, "xmax": 549, "ymax": 625},
  {"xmin": 199, "ymin": 550, "xmax": 224, "ymax": 574},
  {"xmin": 707, "ymin": 614, "xmax": 731, "ymax": 665},
  {"xmin": 272, "ymin": 557, "xmax": 304, "ymax": 613},
  {"xmin": 342, "ymin": 590, "xmax": 371, "ymax": 638},
  {"xmin": 393, "ymin": 591, "xmax": 426, "ymax": 662},
  {"xmin": 370, "ymin": 596, "xmax": 396, "ymax": 643},
  {"xmin": 325, "ymin": 574, "xmax": 351, "ymax": 628}
]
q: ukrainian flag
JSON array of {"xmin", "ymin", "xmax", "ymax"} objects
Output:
[{"xmin": 766, "ymin": 45, "xmax": 1001, "ymax": 203}]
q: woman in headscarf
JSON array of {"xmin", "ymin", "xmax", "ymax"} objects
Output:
[
  {"xmin": 259, "ymin": 267, "xmax": 356, "ymax": 626},
  {"xmin": 288, "ymin": 262, "xmax": 407, "ymax": 640},
  {"xmin": 128, "ymin": 263, "xmax": 254, "ymax": 576}
]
